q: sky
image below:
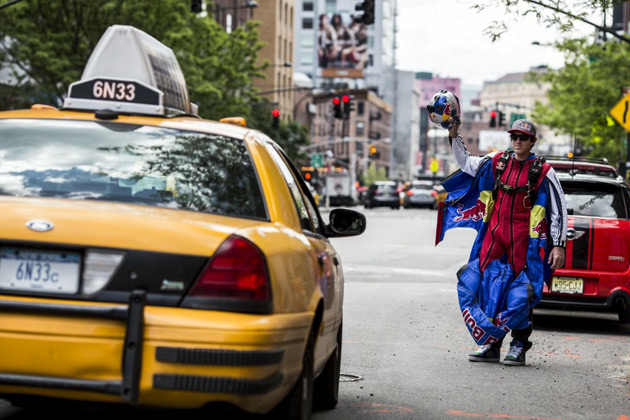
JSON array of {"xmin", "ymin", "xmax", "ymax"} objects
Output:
[{"xmin": 396, "ymin": 0, "xmax": 603, "ymax": 87}]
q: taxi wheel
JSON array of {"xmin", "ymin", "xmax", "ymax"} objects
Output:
[
  {"xmin": 313, "ymin": 323, "xmax": 342, "ymax": 410},
  {"xmin": 273, "ymin": 329, "xmax": 314, "ymax": 420}
]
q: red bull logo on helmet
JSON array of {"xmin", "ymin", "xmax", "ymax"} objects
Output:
[{"xmin": 453, "ymin": 199, "xmax": 487, "ymax": 222}]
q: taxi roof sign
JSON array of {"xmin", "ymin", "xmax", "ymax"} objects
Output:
[{"xmin": 63, "ymin": 25, "xmax": 196, "ymax": 117}]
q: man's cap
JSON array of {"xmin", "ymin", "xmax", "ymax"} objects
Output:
[{"xmin": 507, "ymin": 119, "xmax": 536, "ymax": 137}]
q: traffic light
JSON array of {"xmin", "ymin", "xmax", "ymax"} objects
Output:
[
  {"xmin": 342, "ymin": 95, "xmax": 354, "ymax": 120},
  {"xmin": 355, "ymin": 0, "xmax": 375, "ymax": 25},
  {"xmin": 498, "ymin": 111, "xmax": 505, "ymax": 127},
  {"xmin": 332, "ymin": 97, "xmax": 343, "ymax": 119},
  {"xmin": 191, "ymin": 0, "xmax": 203, "ymax": 13},
  {"xmin": 272, "ymin": 108, "xmax": 280, "ymax": 129},
  {"xmin": 489, "ymin": 110, "xmax": 497, "ymax": 128},
  {"xmin": 369, "ymin": 144, "xmax": 379, "ymax": 159}
]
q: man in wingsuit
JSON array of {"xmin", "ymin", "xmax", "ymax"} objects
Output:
[{"xmin": 436, "ymin": 118, "xmax": 567, "ymax": 366}]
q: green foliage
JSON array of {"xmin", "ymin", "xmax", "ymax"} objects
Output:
[
  {"xmin": 528, "ymin": 38, "xmax": 630, "ymax": 163},
  {"xmin": 361, "ymin": 162, "xmax": 387, "ymax": 186},
  {"xmin": 248, "ymin": 101, "xmax": 310, "ymax": 164},
  {"xmin": 0, "ymin": 0, "xmax": 265, "ymax": 119},
  {"xmin": 0, "ymin": 0, "xmax": 308, "ymax": 161},
  {"xmin": 472, "ymin": 1, "xmax": 621, "ymax": 41}
]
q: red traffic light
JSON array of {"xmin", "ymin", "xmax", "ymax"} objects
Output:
[
  {"xmin": 490, "ymin": 110, "xmax": 497, "ymax": 118},
  {"xmin": 332, "ymin": 97, "xmax": 341, "ymax": 105},
  {"xmin": 342, "ymin": 95, "xmax": 350, "ymax": 103},
  {"xmin": 272, "ymin": 108, "xmax": 280, "ymax": 118}
]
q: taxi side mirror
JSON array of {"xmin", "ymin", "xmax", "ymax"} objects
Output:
[{"xmin": 325, "ymin": 209, "xmax": 366, "ymax": 238}]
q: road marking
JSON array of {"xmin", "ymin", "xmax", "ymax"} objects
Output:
[
  {"xmin": 351, "ymin": 402, "xmax": 414, "ymax": 413},
  {"xmin": 345, "ymin": 265, "xmax": 447, "ymax": 277},
  {"xmin": 446, "ymin": 410, "xmax": 561, "ymax": 420}
]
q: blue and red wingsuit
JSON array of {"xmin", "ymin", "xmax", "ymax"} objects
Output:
[{"xmin": 435, "ymin": 153, "xmax": 555, "ymax": 346}]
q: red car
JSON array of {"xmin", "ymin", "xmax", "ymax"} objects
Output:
[{"xmin": 540, "ymin": 157, "xmax": 630, "ymax": 323}]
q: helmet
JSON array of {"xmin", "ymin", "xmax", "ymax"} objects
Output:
[{"xmin": 427, "ymin": 90, "xmax": 461, "ymax": 129}]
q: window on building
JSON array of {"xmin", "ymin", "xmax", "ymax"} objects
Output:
[
  {"xmin": 356, "ymin": 121, "xmax": 365, "ymax": 136},
  {"xmin": 358, "ymin": 101, "xmax": 364, "ymax": 116},
  {"xmin": 226, "ymin": 13, "xmax": 233, "ymax": 34},
  {"xmin": 279, "ymin": 0, "xmax": 283, "ymax": 21},
  {"xmin": 301, "ymin": 36, "xmax": 314, "ymax": 47},
  {"xmin": 300, "ymin": 53, "xmax": 313, "ymax": 66},
  {"xmin": 302, "ymin": 18, "xmax": 313, "ymax": 29},
  {"xmin": 467, "ymin": 138, "xmax": 473, "ymax": 144},
  {"xmin": 285, "ymin": 3, "xmax": 288, "ymax": 24},
  {"xmin": 325, "ymin": 0, "xmax": 336, "ymax": 13},
  {"xmin": 368, "ymin": 54, "xmax": 374, "ymax": 67},
  {"xmin": 290, "ymin": 6, "xmax": 293, "ymax": 28},
  {"xmin": 303, "ymin": 2, "xmax": 313, "ymax": 11}
]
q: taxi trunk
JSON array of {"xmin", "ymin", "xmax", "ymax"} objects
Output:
[{"xmin": 0, "ymin": 197, "xmax": 309, "ymax": 411}]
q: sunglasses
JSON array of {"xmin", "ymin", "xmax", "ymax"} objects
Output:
[{"xmin": 510, "ymin": 133, "xmax": 532, "ymax": 142}]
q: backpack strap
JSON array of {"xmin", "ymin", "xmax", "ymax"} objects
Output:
[
  {"xmin": 492, "ymin": 151, "xmax": 511, "ymax": 199},
  {"xmin": 523, "ymin": 156, "xmax": 546, "ymax": 208}
]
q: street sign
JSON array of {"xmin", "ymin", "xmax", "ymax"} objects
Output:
[
  {"xmin": 430, "ymin": 158, "xmax": 439, "ymax": 173},
  {"xmin": 610, "ymin": 93, "xmax": 630, "ymax": 132},
  {"xmin": 311, "ymin": 153, "xmax": 323, "ymax": 168}
]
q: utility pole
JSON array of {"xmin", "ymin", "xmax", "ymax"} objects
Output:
[{"xmin": 390, "ymin": 0, "xmax": 399, "ymax": 180}]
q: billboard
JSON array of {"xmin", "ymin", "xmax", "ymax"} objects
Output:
[{"xmin": 317, "ymin": 12, "xmax": 369, "ymax": 78}]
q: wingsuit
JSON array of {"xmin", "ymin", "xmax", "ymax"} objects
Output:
[{"xmin": 436, "ymin": 129, "xmax": 567, "ymax": 348}]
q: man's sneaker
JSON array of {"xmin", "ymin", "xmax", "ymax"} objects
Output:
[
  {"xmin": 468, "ymin": 344, "xmax": 500, "ymax": 362},
  {"xmin": 503, "ymin": 341, "xmax": 526, "ymax": 366}
]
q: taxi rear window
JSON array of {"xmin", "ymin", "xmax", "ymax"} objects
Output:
[{"xmin": 0, "ymin": 119, "xmax": 267, "ymax": 220}]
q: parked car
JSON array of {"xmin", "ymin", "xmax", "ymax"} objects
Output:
[
  {"xmin": 540, "ymin": 157, "xmax": 630, "ymax": 323},
  {"xmin": 364, "ymin": 181, "xmax": 400, "ymax": 209},
  {"xmin": 0, "ymin": 25, "xmax": 366, "ymax": 418},
  {"xmin": 402, "ymin": 180, "xmax": 439, "ymax": 209}
]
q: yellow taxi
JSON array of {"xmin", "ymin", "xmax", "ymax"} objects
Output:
[{"xmin": 0, "ymin": 25, "xmax": 365, "ymax": 419}]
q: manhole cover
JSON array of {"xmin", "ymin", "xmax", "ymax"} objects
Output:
[{"xmin": 339, "ymin": 373, "xmax": 363, "ymax": 382}]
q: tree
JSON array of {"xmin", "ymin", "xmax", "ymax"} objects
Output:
[
  {"xmin": 248, "ymin": 100, "xmax": 310, "ymax": 164},
  {"xmin": 0, "ymin": 0, "xmax": 266, "ymax": 120},
  {"xmin": 528, "ymin": 38, "xmax": 630, "ymax": 163},
  {"xmin": 472, "ymin": 0, "xmax": 623, "ymax": 42},
  {"xmin": 361, "ymin": 162, "xmax": 387, "ymax": 187}
]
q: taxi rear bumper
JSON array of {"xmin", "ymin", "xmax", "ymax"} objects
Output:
[{"xmin": 0, "ymin": 290, "xmax": 313, "ymax": 412}]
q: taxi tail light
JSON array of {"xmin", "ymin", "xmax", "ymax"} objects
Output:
[{"xmin": 187, "ymin": 236, "xmax": 270, "ymax": 301}]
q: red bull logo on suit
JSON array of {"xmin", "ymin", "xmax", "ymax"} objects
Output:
[{"xmin": 453, "ymin": 199, "xmax": 487, "ymax": 222}]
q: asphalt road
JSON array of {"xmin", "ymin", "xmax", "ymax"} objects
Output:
[{"xmin": 0, "ymin": 207, "xmax": 628, "ymax": 419}]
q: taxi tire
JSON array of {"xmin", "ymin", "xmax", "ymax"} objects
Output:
[
  {"xmin": 313, "ymin": 323, "xmax": 342, "ymax": 410},
  {"xmin": 272, "ymin": 329, "xmax": 314, "ymax": 420}
]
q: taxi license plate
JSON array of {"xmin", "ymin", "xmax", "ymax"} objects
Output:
[
  {"xmin": 0, "ymin": 248, "xmax": 81, "ymax": 294},
  {"xmin": 551, "ymin": 276, "xmax": 584, "ymax": 294}
]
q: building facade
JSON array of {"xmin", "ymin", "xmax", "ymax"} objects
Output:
[
  {"xmin": 479, "ymin": 67, "xmax": 571, "ymax": 155},
  {"xmin": 252, "ymin": 0, "xmax": 296, "ymax": 120},
  {"xmin": 212, "ymin": 0, "xmax": 258, "ymax": 32},
  {"xmin": 392, "ymin": 70, "xmax": 420, "ymax": 180},
  {"xmin": 309, "ymin": 89, "xmax": 392, "ymax": 178}
]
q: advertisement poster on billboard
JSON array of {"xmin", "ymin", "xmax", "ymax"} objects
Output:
[{"xmin": 317, "ymin": 12, "xmax": 369, "ymax": 78}]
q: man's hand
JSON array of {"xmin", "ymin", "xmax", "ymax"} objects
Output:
[
  {"xmin": 548, "ymin": 246, "xmax": 565, "ymax": 270},
  {"xmin": 448, "ymin": 117, "xmax": 461, "ymax": 138}
]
